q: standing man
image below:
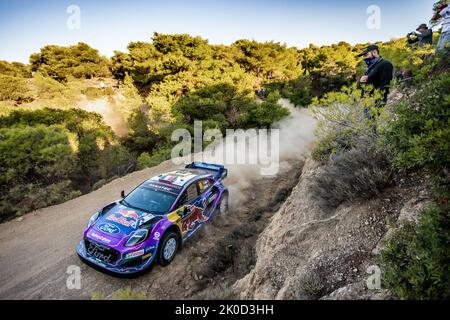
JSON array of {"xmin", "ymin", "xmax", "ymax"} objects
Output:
[
  {"xmin": 407, "ymin": 24, "xmax": 433, "ymax": 47},
  {"xmin": 357, "ymin": 44, "xmax": 394, "ymax": 107},
  {"xmin": 431, "ymin": 1, "xmax": 450, "ymax": 52}
]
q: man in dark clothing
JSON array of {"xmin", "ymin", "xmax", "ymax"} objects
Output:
[
  {"xmin": 407, "ymin": 24, "xmax": 433, "ymax": 47},
  {"xmin": 357, "ymin": 44, "xmax": 394, "ymax": 107},
  {"xmin": 357, "ymin": 45, "xmax": 394, "ymax": 138}
]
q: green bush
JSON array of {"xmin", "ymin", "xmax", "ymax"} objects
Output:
[
  {"xmin": 0, "ymin": 60, "xmax": 30, "ymax": 78},
  {"xmin": 309, "ymin": 146, "xmax": 392, "ymax": 208},
  {"xmin": 0, "ymin": 75, "xmax": 31, "ymax": 102},
  {"xmin": 311, "ymin": 84, "xmax": 384, "ymax": 161},
  {"xmin": 0, "ymin": 108, "xmax": 134, "ymax": 219},
  {"xmin": 237, "ymin": 91, "xmax": 290, "ymax": 128},
  {"xmin": 137, "ymin": 148, "xmax": 172, "ymax": 170},
  {"xmin": 311, "ymin": 127, "xmax": 359, "ymax": 162},
  {"xmin": 174, "ymin": 83, "xmax": 289, "ymax": 132},
  {"xmin": 0, "ymin": 125, "xmax": 77, "ymax": 220},
  {"xmin": 281, "ymin": 76, "xmax": 313, "ymax": 107},
  {"xmin": 82, "ymin": 87, "xmax": 103, "ymax": 100},
  {"xmin": 0, "ymin": 108, "xmax": 113, "ymax": 137},
  {"xmin": 378, "ymin": 205, "xmax": 450, "ymax": 300},
  {"xmin": 384, "ymin": 72, "xmax": 450, "ymax": 173},
  {"xmin": 30, "ymin": 42, "xmax": 111, "ymax": 81}
]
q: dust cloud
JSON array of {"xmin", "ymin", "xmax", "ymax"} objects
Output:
[
  {"xmin": 200, "ymin": 98, "xmax": 317, "ymax": 208},
  {"xmin": 78, "ymin": 97, "xmax": 128, "ymax": 137}
]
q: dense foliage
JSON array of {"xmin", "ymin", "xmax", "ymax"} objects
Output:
[
  {"xmin": 379, "ymin": 205, "xmax": 450, "ymax": 300},
  {"xmin": 30, "ymin": 42, "xmax": 111, "ymax": 81},
  {"xmin": 0, "ymin": 32, "xmax": 446, "ymax": 226},
  {"xmin": 383, "ymin": 72, "xmax": 450, "ymax": 175},
  {"xmin": 0, "ymin": 109, "xmax": 132, "ymax": 221}
]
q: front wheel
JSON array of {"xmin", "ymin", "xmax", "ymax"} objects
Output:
[{"xmin": 157, "ymin": 231, "xmax": 179, "ymax": 266}]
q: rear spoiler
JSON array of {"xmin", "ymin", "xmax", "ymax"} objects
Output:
[{"xmin": 185, "ymin": 162, "xmax": 228, "ymax": 180}]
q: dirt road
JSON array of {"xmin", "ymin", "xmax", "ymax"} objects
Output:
[{"xmin": 0, "ymin": 158, "xmax": 304, "ymax": 299}]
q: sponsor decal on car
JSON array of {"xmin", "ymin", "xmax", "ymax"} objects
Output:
[
  {"xmin": 153, "ymin": 231, "xmax": 161, "ymax": 240},
  {"xmin": 90, "ymin": 231, "xmax": 111, "ymax": 243},
  {"xmin": 125, "ymin": 249, "xmax": 145, "ymax": 259},
  {"xmin": 86, "ymin": 242, "xmax": 113, "ymax": 263},
  {"xmin": 207, "ymin": 193, "xmax": 217, "ymax": 204},
  {"xmin": 137, "ymin": 213, "xmax": 156, "ymax": 227},
  {"xmin": 143, "ymin": 182, "xmax": 180, "ymax": 195},
  {"xmin": 99, "ymin": 223, "xmax": 120, "ymax": 234},
  {"xmin": 182, "ymin": 205, "xmax": 209, "ymax": 232},
  {"xmin": 106, "ymin": 209, "xmax": 139, "ymax": 227},
  {"xmin": 142, "ymin": 253, "xmax": 152, "ymax": 259}
]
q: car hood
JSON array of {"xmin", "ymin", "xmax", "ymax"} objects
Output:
[{"xmin": 91, "ymin": 203, "xmax": 160, "ymax": 239}]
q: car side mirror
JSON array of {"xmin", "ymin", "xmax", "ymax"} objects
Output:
[{"xmin": 121, "ymin": 190, "xmax": 125, "ymax": 198}]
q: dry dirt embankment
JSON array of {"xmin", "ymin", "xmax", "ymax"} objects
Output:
[{"xmin": 233, "ymin": 159, "xmax": 432, "ymax": 300}]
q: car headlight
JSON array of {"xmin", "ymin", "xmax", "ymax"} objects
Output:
[
  {"xmin": 87, "ymin": 212, "xmax": 100, "ymax": 228},
  {"xmin": 125, "ymin": 229, "xmax": 148, "ymax": 247}
]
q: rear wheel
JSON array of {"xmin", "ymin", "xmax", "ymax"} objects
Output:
[
  {"xmin": 157, "ymin": 231, "xmax": 179, "ymax": 266},
  {"xmin": 218, "ymin": 192, "xmax": 229, "ymax": 215}
]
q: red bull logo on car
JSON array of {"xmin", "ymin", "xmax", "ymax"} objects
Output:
[
  {"xmin": 182, "ymin": 205, "xmax": 209, "ymax": 232},
  {"xmin": 107, "ymin": 209, "xmax": 139, "ymax": 227}
]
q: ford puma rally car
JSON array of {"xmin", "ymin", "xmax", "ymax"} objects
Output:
[{"xmin": 76, "ymin": 162, "xmax": 228, "ymax": 275}]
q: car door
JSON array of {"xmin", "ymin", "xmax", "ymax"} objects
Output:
[
  {"xmin": 198, "ymin": 178, "xmax": 218, "ymax": 217},
  {"xmin": 177, "ymin": 181, "xmax": 207, "ymax": 239}
]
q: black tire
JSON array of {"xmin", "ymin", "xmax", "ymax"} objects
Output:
[
  {"xmin": 218, "ymin": 192, "xmax": 229, "ymax": 215},
  {"xmin": 157, "ymin": 231, "xmax": 179, "ymax": 266}
]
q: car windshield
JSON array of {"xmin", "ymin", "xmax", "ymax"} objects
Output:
[{"xmin": 122, "ymin": 186, "xmax": 177, "ymax": 214}]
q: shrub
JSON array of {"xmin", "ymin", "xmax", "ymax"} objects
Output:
[
  {"xmin": 137, "ymin": 152, "xmax": 152, "ymax": 170},
  {"xmin": 0, "ymin": 181, "xmax": 81, "ymax": 219},
  {"xmin": 82, "ymin": 87, "xmax": 103, "ymax": 100},
  {"xmin": 298, "ymin": 270, "xmax": 328, "ymax": 300},
  {"xmin": 0, "ymin": 60, "xmax": 30, "ymax": 78},
  {"xmin": 30, "ymin": 42, "xmax": 111, "ymax": 81},
  {"xmin": 0, "ymin": 108, "xmax": 132, "ymax": 219},
  {"xmin": 311, "ymin": 84, "xmax": 385, "ymax": 161},
  {"xmin": 237, "ymin": 91, "xmax": 290, "ymax": 128},
  {"xmin": 0, "ymin": 124, "xmax": 77, "ymax": 220},
  {"xmin": 0, "ymin": 75, "xmax": 31, "ymax": 102},
  {"xmin": 383, "ymin": 72, "xmax": 450, "ymax": 173},
  {"xmin": 311, "ymin": 126, "xmax": 359, "ymax": 162},
  {"xmin": 137, "ymin": 148, "xmax": 172, "ymax": 170},
  {"xmin": 309, "ymin": 146, "xmax": 392, "ymax": 208},
  {"xmin": 281, "ymin": 76, "xmax": 313, "ymax": 107},
  {"xmin": 378, "ymin": 205, "xmax": 450, "ymax": 300}
]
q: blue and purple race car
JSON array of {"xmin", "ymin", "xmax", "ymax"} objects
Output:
[{"xmin": 76, "ymin": 162, "xmax": 228, "ymax": 275}]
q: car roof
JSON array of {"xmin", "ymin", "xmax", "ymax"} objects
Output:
[{"xmin": 148, "ymin": 169, "xmax": 212, "ymax": 188}]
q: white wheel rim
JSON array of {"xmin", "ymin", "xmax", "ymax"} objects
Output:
[{"xmin": 163, "ymin": 238, "xmax": 177, "ymax": 260}]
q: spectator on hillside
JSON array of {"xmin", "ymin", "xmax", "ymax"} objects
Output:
[
  {"xmin": 431, "ymin": 2, "xmax": 450, "ymax": 52},
  {"xmin": 407, "ymin": 24, "xmax": 433, "ymax": 47},
  {"xmin": 357, "ymin": 45, "xmax": 394, "ymax": 108}
]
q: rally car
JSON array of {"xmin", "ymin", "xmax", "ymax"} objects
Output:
[{"xmin": 76, "ymin": 162, "xmax": 228, "ymax": 275}]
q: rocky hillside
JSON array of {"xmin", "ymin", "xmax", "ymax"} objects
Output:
[{"xmin": 233, "ymin": 158, "xmax": 433, "ymax": 300}]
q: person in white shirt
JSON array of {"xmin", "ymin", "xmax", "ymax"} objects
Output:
[{"xmin": 431, "ymin": 2, "xmax": 450, "ymax": 52}]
